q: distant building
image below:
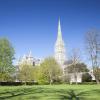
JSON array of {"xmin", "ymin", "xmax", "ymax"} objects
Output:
[
  {"xmin": 18, "ymin": 51, "xmax": 42, "ymax": 69},
  {"xmin": 70, "ymin": 72, "xmax": 82, "ymax": 83},
  {"xmin": 15, "ymin": 18, "xmax": 95, "ymax": 83},
  {"xmin": 54, "ymin": 19, "xmax": 66, "ymax": 70},
  {"xmin": 54, "ymin": 19, "xmax": 95, "ymax": 83},
  {"xmin": 89, "ymin": 69, "xmax": 95, "ymax": 80}
]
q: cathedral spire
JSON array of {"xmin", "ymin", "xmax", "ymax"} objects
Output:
[
  {"xmin": 55, "ymin": 18, "xmax": 66, "ymax": 69},
  {"xmin": 58, "ymin": 18, "xmax": 62, "ymax": 40}
]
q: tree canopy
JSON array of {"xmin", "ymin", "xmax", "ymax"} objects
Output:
[
  {"xmin": 0, "ymin": 38, "xmax": 15, "ymax": 81},
  {"xmin": 37, "ymin": 57, "xmax": 63, "ymax": 84},
  {"xmin": 66, "ymin": 63, "xmax": 89, "ymax": 73}
]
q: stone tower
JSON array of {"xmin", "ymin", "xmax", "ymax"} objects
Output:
[{"xmin": 54, "ymin": 19, "xmax": 66, "ymax": 69}]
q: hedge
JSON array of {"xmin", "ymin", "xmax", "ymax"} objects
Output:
[{"xmin": 0, "ymin": 81, "xmax": 38, "ymax": 86}]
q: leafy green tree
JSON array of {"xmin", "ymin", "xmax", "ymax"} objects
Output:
[
  {"xmin": 18, "ymin": 63, "xmax": 35, "ymax": 84},
  {"xmin": 82, "ymin": 73, "xmax": 92, "ymax": 82},
  {"xmin": 0, "ymin": 38, "xmax": 15, "ymax": 81},
  {"xmin": 66, "ymin": 63, "xmax": 89, "ymax": 73},
  {"xmin": 37, "ymin": 57, "xmax": 62, "ymax": 84}
]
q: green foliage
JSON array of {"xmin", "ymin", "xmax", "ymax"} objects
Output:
[
  {"xmin": 0, "ymin": 38, "xmax": 15, "ymax": 81},
  {"xmin": 37, "ymin": 57, "xmax": 63, "ymax": 84},
  {"xmin": 0, "ymin": 73, "xmax": 10, "ymax": 81},
  {"xmin": 66, "ymin": 63, "xmax": 89, "ymax": 73},
  {"xmin": 82, "ymin": 73, "xmax": 92, "ymax": 82},
  {"xmin": 0, "ymin": 81, "xmax": 38, "ymax": 86},
  {"xmin": 18, "ymin": 64, "xmax": 35, "ymax": 82}
]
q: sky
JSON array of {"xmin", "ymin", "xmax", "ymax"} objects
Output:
[{"xmin": 0, "ymin": 0, "xmax": 100, "ymax": 64}]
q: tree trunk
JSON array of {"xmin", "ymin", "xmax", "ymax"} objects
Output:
[
  {"xmin": 50, "ymin": 79, "xmax": 53, "ymax": 85},
  {"xmin": 96, "ymin": 79, "xmax": 100, "ymax": 84},
  {"xmin": 74, "ymin": 73, "xmax": 78, "ymax": 85},
  {"xmin": 49, "ymin": 72, "xmax": 53, "ymax": 85}
]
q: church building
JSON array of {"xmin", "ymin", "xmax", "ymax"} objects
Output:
[
  {"xmin": 54, "ymin": 19, "xmax": 83, "ymax": 83},
  {"xmin": 18, "ymin": 51, "xmax": 42, "ymax": 70},
  {"xmin": 54, "ymin": 19, "xmax": 95, "ymax": 83},
  {"xmin": 54, "ymin": 19, "xmax": 66, "ymax": 70}
]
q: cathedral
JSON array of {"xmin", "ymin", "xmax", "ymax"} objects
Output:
[
  {"xmin": 54, "ymin": 19, "xmax": 83, "ymax": 83},
  {"xmin": 54, "ymin": 19, "xmax": 95, "ymax": 83},
  {"xmin": 18, "ymin": 19, "xmax": 66, "ymax": 70},
  {"xmin": 54, "ymin": 19, "xmax": 66, "ymax": 70},
  {"xmin": 18, "ymin": 51, "xmax": 42, "ymax": 69},
  {"xmin": 16, "ymin": 19, "xmax": 95, "ymax": 83}
]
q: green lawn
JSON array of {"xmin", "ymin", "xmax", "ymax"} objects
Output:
[{"xmin": 0, "ymin": 85, "xmax": 100, "ymax": 100}]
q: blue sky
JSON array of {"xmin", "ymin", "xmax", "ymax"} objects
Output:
[{"xmin": 0, "ymin": 0, "xmax": 100, "ymax": 64}]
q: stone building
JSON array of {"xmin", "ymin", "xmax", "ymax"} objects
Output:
[{"xmin": 54, "ymin": 19, "xmax": 66, "ymax": 70}]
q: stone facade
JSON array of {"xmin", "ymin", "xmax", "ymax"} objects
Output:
[{"xmin": 18, "ymin": 51, "xmax": 42, "ymax": 69}]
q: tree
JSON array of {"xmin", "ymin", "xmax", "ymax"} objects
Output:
[
  {"xmin": 93, "ymin": 67, "xmax": 100, "ymax": 82},
  {"xmin": 37, "ymin": 57, "xmax": 62, "ymax": 84},
  {"xmin": 0, "ymin": 38, "xmax": 15, "ymax": 81},
  {"xmin": 82, "ymin": 73, "xmax": 92, "ymax": 82},
  {"xmin": 65, "ymin": 49, "xmax": 82, "ymax": 84},
  {"xmin": 85, "ymin": 29, "xmax": 100, "ymax": 84},
  {"xmin": 66, "ymin": 63, "xmax": 89, "ymax": 73},
  {"xmin": 65, "ymin": 63, "xmax": 89, "ymax": 84},
  {"xmin": 18, "ymin": 63, "xmax": 35, "ymax": 84}
]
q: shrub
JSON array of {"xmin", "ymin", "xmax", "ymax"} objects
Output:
[
  {"xmin": 82, "ymin": 73, "xmax": 92, "ymax": 82},
  {"xmin": 82, "ymin": 82, "xmax": 96, "ymax": 85},
  {"xmin": 0, "ymin": 81, "xmax": 38, "ymax": 86}
]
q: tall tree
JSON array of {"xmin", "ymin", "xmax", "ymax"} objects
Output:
[
  {"xmin": 37, "ymin": 57, "xmax": 62, "ymax": 84},
  {"xmin": 85, "ymin": 29, "xmax": 100, "ymax": 84},
  {"xmin": 67, "ymin": 49, "xmax": 81, "ymax": 84},
  {"xmin": 0, "ymin": 38, "xmax": 15, "ymax": 81}
]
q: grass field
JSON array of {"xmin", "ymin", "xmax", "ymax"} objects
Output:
[{"xmin": 0, "ymin": 85, "xmax": 100, "ymax": 100}]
